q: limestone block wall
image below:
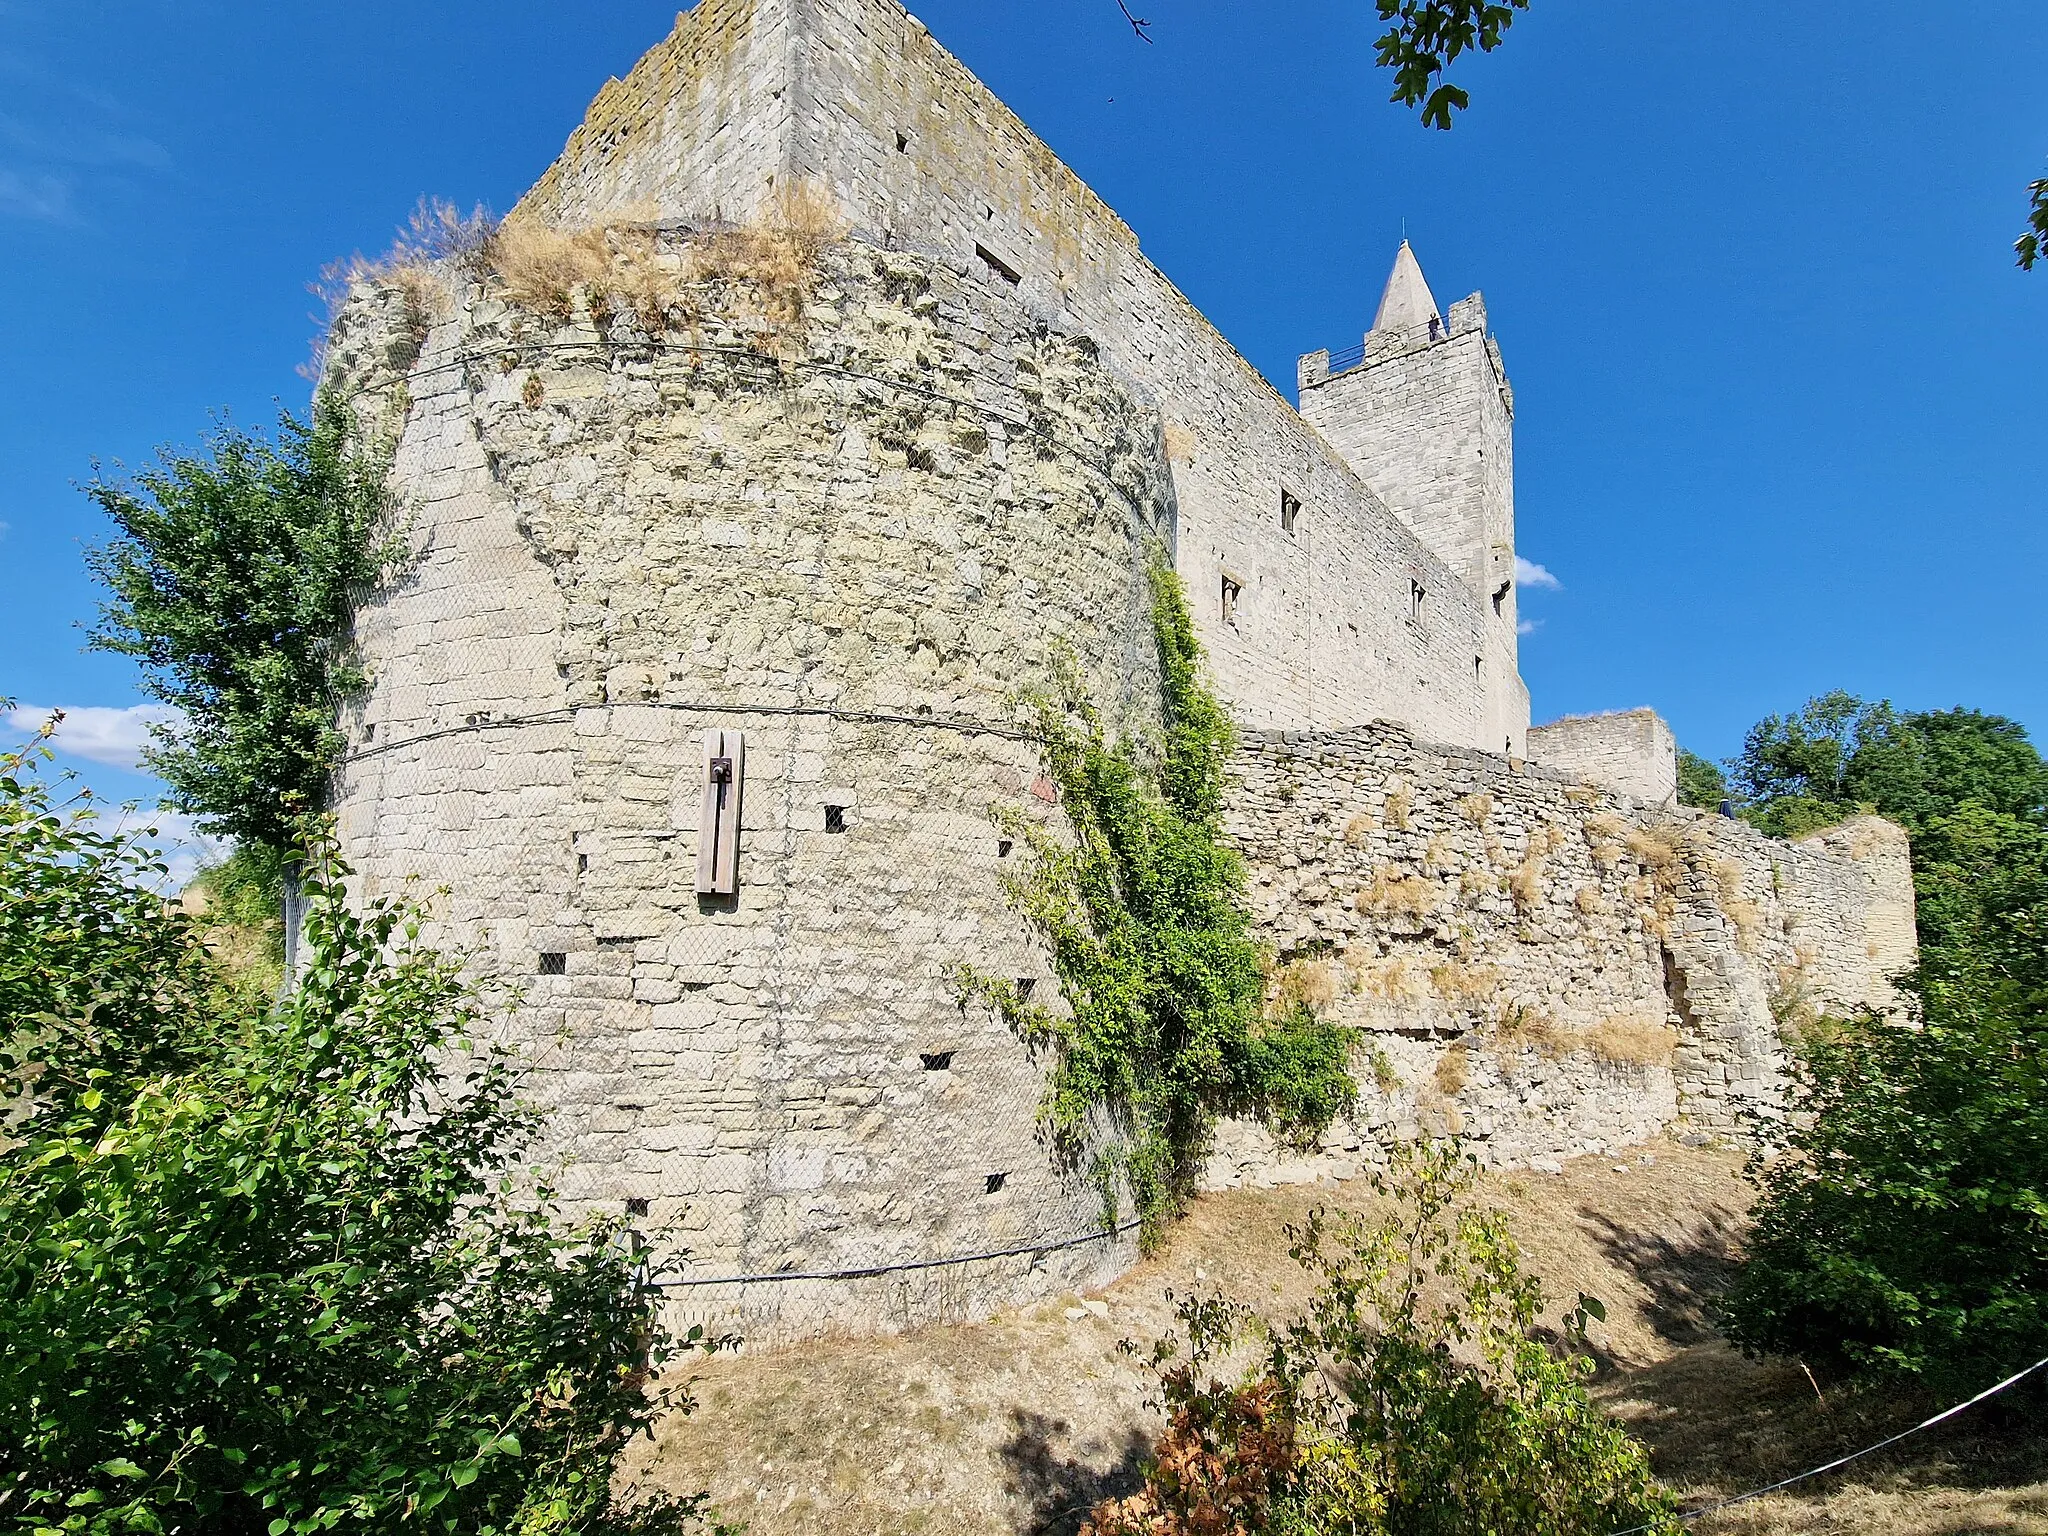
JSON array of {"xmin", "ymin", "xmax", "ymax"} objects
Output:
[
  {"xmin": 512, "ymin": 0, "xmax": 1522, "ymax": 753},
  {"xmin": 1527, "ymin": 708, "xmax": 1679, "ymax": 806},
  {"xmin": 1208, "ymin": 724, "xmax": 1915, "ymax": 1183},
  {"xmin": 324, "ymin": 240, "xmax": 1181, "ymax": 1333}
]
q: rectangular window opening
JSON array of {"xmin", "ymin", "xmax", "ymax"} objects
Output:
[
  {"xmin": 1474, "ymin": 655, "xmax": 1484, "ymax": 682},
  {"xmin": 1493, "ymin": 580, "xmax": 1510, "ymax": 617},
  {"xmin": 625, "ymin": 1197, "xmax": 650, "ymax": 1217},
  {"xmin": 1409, "ymin": 579, "xmax": 1426, "ymax": 623},
  {"xmin": 1280, "ymin": 489, "xmax": 1301, "ymax": 534},
  {"xmin": 538, "ymin": 952, "xmax": 567, "ymax": 976},
  {"xmin": 1221, "ymin": 574, "xmax": 1242, "ymax": 626},
  {"xmin": 895, "ymin": 129, "xmax": 910, "ymax": 152},
  {"xmin": 921, "ymin": 1050, "xmax": 956, "ymax": 1071},
  {"xmin": 985, "ymin": 1172, "xmax": 1008, "ymax": 1194},
  {"xmin": 975, "ymin": 243, "xmax": 1021, "ymax": 286},
  {"xmin": 997, "ymin": 837, "xmax": 1014, "ymax": 858},
  {"xmin": 824, "ymin": 804, "xmax": 848, "ymax": 833},
  {"xmin": 576, "ymin": 852, "xmax": 589, "ymax": 874}
]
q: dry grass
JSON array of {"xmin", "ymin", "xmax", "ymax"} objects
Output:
[
  {"xmin": 1433, "ymin": 1041, "xmax": 1470, "ymax": 1095},
  {"xmin": 1342, "ymin": 810, "xmax": 1376, "ymax": 845},
  {"xmin": 1422, "ymin": 831, "xmax": 1454, "ymax": 872},
  {"xmin": 1585, "ymin": 1013, "xmax": 1680, "ymax": 1067},
  {"xmin": 633, "ymin": 1143, "xmax": 2048, "ymax": 1536},
  {"xmin": 1429, "ymin": 959, "xmax": 1503, "ymax": 1003},
  {"xmin": 1382, "ymin": 779, "xmax": 1414, "ymax": 832},
  {"xmin": 1459, "ymin": 866, "xmax": 1497, "ymax": 899},
  {"xmin": 1355, "ymin": 955, "xmax": 1431, "ymax": 1004},
  {"xmin": 1509, "ymin": 852, "xmax": 1547, "ymax": 913},
  {"xmin": 1271, "ymin": 958, "xmax": 1345, "ymax": 1013},
  {"xmin": 1575, "ymin": 885, "xmax": 1609, "ymax": 918},
  {"xmin": 1457, "ymin": 791, "xmax": 1495, "ymax": 825},
  {"xmin": 1160, "ymin": 418, "xmax": 1196, "ymax": 464},
  {"xmin": 1496, "ymin": 1003, "xmax": 1570, "ymax": 1057},
  {"xmin": 1356, "ymin": 865, "xmax": 1441, "ymax": 919}
]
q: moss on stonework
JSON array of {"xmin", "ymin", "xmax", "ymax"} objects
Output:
[{"xmin": 966, "ymin": 552, "xmax": 1356, "ymax": 1244}]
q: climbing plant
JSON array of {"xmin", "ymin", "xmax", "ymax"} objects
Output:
[{"xmin": 969, "ymin": 557, "xmax": 1355, "ymax": 1240}]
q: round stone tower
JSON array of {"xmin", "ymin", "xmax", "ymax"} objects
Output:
[{"xmin": 324, "ymin": 228, "xmax": 1173, "ymax": 1335}]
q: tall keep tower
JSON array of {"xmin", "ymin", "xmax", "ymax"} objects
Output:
[{"xmin": 1297, "ymin": 244, "xmax": 1527, "ymax": 755}]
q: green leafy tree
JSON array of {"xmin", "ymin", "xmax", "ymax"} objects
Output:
[
  {"xmin": 1085, "ymin": 1141, "xmax": 1677, "ymax": 1536},
  {"xmin": 1722, "ymin": 973, "xmax": 2048, "ymax": 1386},
  {"xmin": 970, "ymin": 559, "xmax": 1355, "ymax": 1238},
  {"xmin": 1676, "ymin": 747, "xmax": 1727, "ymax": 810},
  {"xmin": 87, "ymin": 391, "xmax": 398, "ymax": 929},
  {"xmin": 0, "ymin": 734, "xmax": 724, "ymax": 1536}
]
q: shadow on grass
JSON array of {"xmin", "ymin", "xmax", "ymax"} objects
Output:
[{"xmin": 999, "ymin": 1408, "xmax": 1149, "ymax": 1536}]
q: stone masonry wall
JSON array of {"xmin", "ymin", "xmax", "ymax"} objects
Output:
[
  {"xmin": 1527, "ymin": 708, "xmax": 1679, "ymax": 807},
  {"xmin": 324, "ymin": 237, "xmax": 1182, "ymax": 1334},
  {"xmin": 512, "ymin": 0, "xmax": 1522, "ymax": 752},
  {"xmin": 1208, "ymin": 724, "xmax": 1915, "ymax": 1184}
]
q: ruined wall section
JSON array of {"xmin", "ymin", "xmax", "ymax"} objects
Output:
[
  {"xmin": 1527, "ymin": 709, "xmax": 1678, "ymax": 806},
  {"xmin": 515, "ymin": 0, "xmax": 1509, "ymax": 751},
  {"xmin": 1209, "ymin": 724, "xmax": 1914, "ymax": 1183},
  {"xmin": 325, "ymin": 240, "xmax": 1179, "ymax": 1332}
]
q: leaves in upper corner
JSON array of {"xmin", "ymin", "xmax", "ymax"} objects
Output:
[
  {"xmin": 2018, "ymin": 173, "xmax": 2048, "ymax": 270},
  {"xmin": 1374, "ymin": 0, "xmax": 1531, "ymax": 129}
]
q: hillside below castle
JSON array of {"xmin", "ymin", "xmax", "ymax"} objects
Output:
[{"xmin": 322, "ymin": 0, "xmax": 1913, "ymax": 1337}]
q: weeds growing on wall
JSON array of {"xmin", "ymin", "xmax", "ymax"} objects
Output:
[{"xmin": 966, "ymin": 558, "xmax": 1355, "ymax": 1241}]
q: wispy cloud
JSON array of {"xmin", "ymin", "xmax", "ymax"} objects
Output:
[
  {"xmin": 1517, "ymin": 618, "xmax": 1543, "ymax": 636},
  {"xmin": 0, "ymin": 166, "xmax": 71, "ymax": 222},
  {"xmin": 6, "ymin": 702, "xmax": 181, "ymax": 771},
  {"xmin": 1515, "ymin": 556, "xmax": 1562, "ymax": 591}
]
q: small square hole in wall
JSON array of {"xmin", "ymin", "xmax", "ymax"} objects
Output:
[
  {"xmin": 997, "ymin": 838, "xmax": 1013, "ymax": 858},
  {"xmin": 538, "ymin": 952, "xmax": 567, "ymax": 976},
  {"xmin": 921, "ymin": 1050, "xmax": 955, "ymax": 1071},
  {"xmin": 985, "ymin": 1172, "xmax": 1008, "ymax": 1194},
  {"xmin": 895, "ymin": 129, "xmax": 910, "ymax": 152},
  {"xmin": 625, "ymin": 1197, "xmax": 650, "ymax": 1217},
  {"xmin": 1220, "ymin": 574, "xmax": 1242, "ymax": 626},
  {"xmin": 362, "ymin": 723, "xmax": 376, "ymax": 741},
  {"xmin": 1280, "ymin": 489, "xmax": 1301, "ymax": 534},
  {"xmin": 824, "ymin": 804, "xmax": 848, "ymax": 833}
]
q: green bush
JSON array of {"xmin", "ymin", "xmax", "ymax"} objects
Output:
[
  {"xmin": 969, "ymin": 557, "xmax": 1354, "ymax": 1239},
  {"xmin": 1085, "ymin": 1141, "xmax": 1677, "ymax": 1536},
  {"xmin": 0, "ymin": 736, "xmax": 724, "ymax": 1535},
  {"xmin": 1723, "ymin": 975, "xmax": 2048, "ymax": 1385}
]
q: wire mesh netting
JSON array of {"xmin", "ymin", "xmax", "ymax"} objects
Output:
[{"xmin": 332, "ymin": 695, "xmax": 1137, "ymax": 1344}]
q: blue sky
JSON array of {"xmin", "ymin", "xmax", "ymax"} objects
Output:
[{"xmin": 3, "ymin": 0, "xmax": 2044, "ymax": 853}]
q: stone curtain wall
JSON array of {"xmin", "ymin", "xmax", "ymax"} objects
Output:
[
  {"xmin": 324, "ymin": 242, "xmax": 1184, "ymax": 1336},
  {"xmin": 1527, "ymin": 709, "xmax": 1680, "ymax": 806},
  {"xmin": 1210, "ymin": 725, "xmax": 1915, "ymax": 1183},
  {"xmin": 513, "ymin": 0, "xmax": 1520, "ymax": 753}
]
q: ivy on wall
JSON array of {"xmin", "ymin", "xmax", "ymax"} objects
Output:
[{"xmin": 968, "ymin": 556, "xmax": 1356, "ymax": 1240}]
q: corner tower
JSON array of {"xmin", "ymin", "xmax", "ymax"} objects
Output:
[{"xmin": 1297, "ymin": 243, "xmax": 1527, "ymax": 753}]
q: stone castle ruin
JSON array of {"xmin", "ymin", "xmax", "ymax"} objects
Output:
[{"xmin": 323, "ymin": 0, "xmax": 1914, "ymax": 1334}]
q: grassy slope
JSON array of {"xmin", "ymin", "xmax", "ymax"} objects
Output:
[{"xmin": 636, "ymin": 1141, "xmax": 2048, "ymax": 1535}]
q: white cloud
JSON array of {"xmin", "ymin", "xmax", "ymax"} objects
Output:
[
  {"xmin": 1517, "ymin": 618, "xmax": 1543, "ymax": 636},
  {"xmin": 1514, "ymin": 556, "xmax": 1562, "ymax": 591},
  {"xmin": 0, "ymin": 166, "xmax": 71, "ymax": 222},
  {"xmin": 6, "ymin": 702, "xmax": 182, "ymax": 770}
]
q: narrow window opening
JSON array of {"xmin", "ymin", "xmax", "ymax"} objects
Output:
[
  {"xmin": 895, "ymin": 129, "xmax": 910, "ymax": 152},
  {"xmin": 997, "ymin": 837, "xmax": 1014, "ymax": 858},
  {"xmin": 1493, "ymin": 580, "xmax": 1510, "ymax": 617},
  {"xmin": 1474, "ymin": 655, "xmax": 1484, "ymax": 682},
  {"xmin": 557, "ymin": 661, "xmax": 572, "ymax": 678},
  {"xmin": 576, "ymin": 852, "xmax": 589, "ymax": 874},
  {"xmin": 625, "ymin": 1197, "xmax": 650, "ymax": 1217},
  {"xmin": 975, "ymin": 243, "xmax": 1021, "ymax": 286},
  {"xmin": 1280, "ymin": 489, "xmax": 1301, "ymax": 534},
  {"xmin": 1015, "ymin": 978, "xmax": 1036, "ymax": 1002},
  {"xmin": 362, "ymin": 722, "xmax": 376, "ymax": 741},
  {"xmin": 985, "ymin": 1172, "xmax": 1008, "ymax": 1194},
  {"xmin": 921, "ymin": 1050, "xmax": 955, "ymax": 1071},
  {"xmin": 824, "ymin": 804, "xmax": 848, "ymax": 833},
  {"xmin": 1409, "ymin": 580, "xmax": 1426, "ymax": 623},
  {"xmin": 1220, "ymin": 574, "xmax": 1242, "ymax": 626},
  {"xmin": 538, "ymin": 952, "xmax": 567, "ymax": 976}
]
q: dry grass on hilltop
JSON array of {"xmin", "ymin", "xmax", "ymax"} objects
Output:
[{"xmin": 632, "ymin": 1141, "xmax": 2048, "ymax": 1536}]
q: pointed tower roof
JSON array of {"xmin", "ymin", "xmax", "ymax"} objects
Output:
[{"xmin": 1370, "ymin": 240, "xmax": 1441, "ymax": 334}]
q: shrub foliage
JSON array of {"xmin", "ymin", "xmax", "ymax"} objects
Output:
[
  {"xmin": 970, "ymin": 559, "xmax": 1355, "ymax": 1239},
  {"xmin": 1084, "ymin": 1141, "xmax": 1677, "ymax": 1536},
  {"xmin": 0, "ymin": 737, "xmax": 721, "ymax": 1535}
]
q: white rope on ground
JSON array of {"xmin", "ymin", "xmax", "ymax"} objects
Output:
[{"xmin": 1610, "ymin": 1352, "xmax": 2048, "ymax": 1533}]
